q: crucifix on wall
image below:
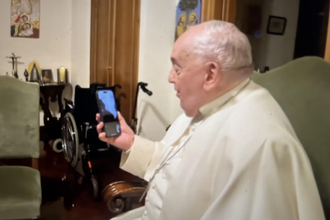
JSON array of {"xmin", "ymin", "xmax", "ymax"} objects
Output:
[{"xmin": 6, "ymin": 53, "xmax": 21, "ymax": 78}]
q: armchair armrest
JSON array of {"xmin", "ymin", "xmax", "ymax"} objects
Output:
[{"xmin": 102, "ymin": 181, "xmax": 147, "ymax": 213}]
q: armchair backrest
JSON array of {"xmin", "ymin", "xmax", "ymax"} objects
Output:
[
  {"xmin": 0, "ymin": 76, "xmax": 40, "ymax": 159},
  {"xmin": 252, "ymin": 56, "xmax": 330, "ymax": 218}
]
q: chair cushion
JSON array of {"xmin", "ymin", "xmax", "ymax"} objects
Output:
[{"xmin": 0, "ymin": 166, "xmax": 41, "ymax": 220}]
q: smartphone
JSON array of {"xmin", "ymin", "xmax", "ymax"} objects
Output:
[{"xmin": 95, "ymin": 89, "xmax": 121, "ymax": 137}]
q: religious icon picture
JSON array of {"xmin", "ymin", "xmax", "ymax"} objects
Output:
[
  {"xmin": 175, "ymin": 0, "xmax": 201, "ymax": 41},
  {"xmin": 27, "ymin": 61, "xmax": 42, "ymax": 82},
  {"xmin": 41, "ymin": 69, "xmax": 54, "ymax": 83},
  {"xmin": 10, "ymin": 0, "xmax": 40, "ymax": 38},
  {"xmin": 30, "ymin": 63, "xmax": 42, "ymax": 83}
]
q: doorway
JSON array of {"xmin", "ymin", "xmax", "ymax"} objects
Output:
[{"xmin": 90, "ymin": 0, "xmax": 141, "ymax": 120}]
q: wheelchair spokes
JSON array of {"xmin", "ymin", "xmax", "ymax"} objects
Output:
[{"xmin": 62, "ymin": 112, "xmax": 79, "ymax": 167}]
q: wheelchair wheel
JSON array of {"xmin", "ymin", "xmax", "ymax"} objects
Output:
[
  {"xmin": 62, "ymin": 112, "xmax": 79, "ymax": 167},
  {"xmin": 91, "ymin": 175, "xmax": 99, "ymax": 200},
  {"xmin": 52, "ymin": 138, "xmax": 63, "ymax": 153}
]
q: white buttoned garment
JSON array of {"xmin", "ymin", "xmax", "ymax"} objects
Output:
[
  {"xmin": 142, "ymin": 117, "xmax": 203, "ymax": 220},
  {"xmin": 111, "ymin": 118, "xmax": 202, "ymax": 220},
  {"xmin": 111, "ymin": 79, "xmax": 325, "ymax": 220}
]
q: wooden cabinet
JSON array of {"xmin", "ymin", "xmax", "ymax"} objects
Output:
[
  {"xmin": 90, "ymin": 0, "xmax": 141, "ymax": 120},
  {"xmin": 201, "ymin": 0, "xmax": 237, "ymax": 23}
]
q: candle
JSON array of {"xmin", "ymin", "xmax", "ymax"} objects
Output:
[{"xmin": 59, "ymin": 67, "xmax": 66, "ymax": 82}]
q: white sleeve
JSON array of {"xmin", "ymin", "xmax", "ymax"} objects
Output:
[{"xmin": 120, "ymin": 135, "xmax": 166, "ymax": 180}]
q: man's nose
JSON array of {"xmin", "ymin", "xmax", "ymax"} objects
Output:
[{"xmin": 168, "ymin": 69, "xmax": 175, "ymax": 83}]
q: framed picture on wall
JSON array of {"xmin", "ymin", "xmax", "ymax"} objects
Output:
[
  {"xmin": 267, "ymin": 15, "xmax": 287, "ymax": 35},
  {"xmin": 10, "ymin": 0, "xmax": 40, "ymax": 38},
  {"xmin": 175, "ymin": 0, "xmax": 201, "ymax": 41}
]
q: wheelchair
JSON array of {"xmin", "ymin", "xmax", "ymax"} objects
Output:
[
  {"xmin": 61, "ymin": 81, "xmax": 153, "ymax": 213},
  {"xmin": 61, "ymin": 83, "xmax": 122, "ymax": 199}
]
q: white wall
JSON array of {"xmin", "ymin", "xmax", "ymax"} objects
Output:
[
  {"xmin": 136, "ymin": 0, "xmax": 182, "ymax": 141},
  {"xmin": 71, "ymin": 0, "xmax": 91, "ymax": 88}
]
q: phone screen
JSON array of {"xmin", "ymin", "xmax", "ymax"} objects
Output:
[{"xmin": 96, "ymin": 90, "xmax": 121, "ymax": 137}]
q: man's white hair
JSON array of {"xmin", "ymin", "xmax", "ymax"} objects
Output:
[{"xmin": 191, "ymin": 20, "xmax": 254, "ymax": 75}]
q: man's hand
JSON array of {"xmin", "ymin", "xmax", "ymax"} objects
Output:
[{"xmin": 96, "ymin": 112, "xmax": 135, "ymax": 151}]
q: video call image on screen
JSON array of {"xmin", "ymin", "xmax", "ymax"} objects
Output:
[
  {"xmin": 97, "ymin": 90, "xmax": 118, "ymax": 121},
  {"xmin": 97, "ymin": 90, "xmax": 120, "ymax": 135}
]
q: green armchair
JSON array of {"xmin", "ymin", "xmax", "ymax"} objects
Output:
[
  {"xmin": 252, "ymin": 57, "xmax": 330, "ymax": 218},
  {"xmin": 0, "ymin": 76, "xmax": 41, "ymax": 220}
]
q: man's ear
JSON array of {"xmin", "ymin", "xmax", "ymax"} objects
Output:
[{"xmin": 203, "ymin": 62, "xmax": 220, "ymax": 91}]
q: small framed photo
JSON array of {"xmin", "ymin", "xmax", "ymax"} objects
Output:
[
  {"xmin": 267, "ymin": 16, "xmax": 287, "ymax": 35},
  {"xmin": 41, "ymin": 69, "xmax": 53, "ymax": 83}
]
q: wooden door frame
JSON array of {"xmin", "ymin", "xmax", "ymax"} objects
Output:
[
  {"xmin": 325, "ymin": 5, "xmax": 330, "ymax": 62},
  {"xmin": 201, "ymin": 0, "xmax": 237, "ymax": 23}
]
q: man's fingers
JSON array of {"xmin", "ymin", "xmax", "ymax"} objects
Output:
[
  {"xmin": 99, "ymin": 132, "xmax": 110, "ymax": 143},
  {"xmin": 117, "ymin": 112, "xmax": 127, "ymax": 125},
  {"xmin": 96, "ymin": 121, "xmax": 104, "ymax": 134},
  {"xmin": 118, "ymin": 112, "xmax": 124, "ymax": 121},
  {"xmin": 96, "ymin": 113, "xmax": 101, "ymax": 123},
  {"xmin": 98, "ymin": 132, "xmax": 115, "ymax": 144}
]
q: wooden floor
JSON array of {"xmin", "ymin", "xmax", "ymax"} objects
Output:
[
  {"xmin": 0, "ymin": 141, "xmax": 144, "ymax": 220},
  {"xmin": 39, "ymin": 144, "xmax": 143, "ymax": 220},
  {"xmin": 41, "ymin": 182, "xmax": 113, "ymax": 220}
]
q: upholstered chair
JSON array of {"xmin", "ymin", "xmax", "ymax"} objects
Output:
[
  {"xmin": 0, "ymin": 76, "xmax": 41, "ymax": 219},
  {"xmin": 252, "ymin": 57, "xmax": 330, "ymax": 218}
]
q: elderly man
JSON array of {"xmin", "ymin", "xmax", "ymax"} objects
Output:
[{"xmin": 97, "ymin": 20, "xmax": 325, "ymax": 220}]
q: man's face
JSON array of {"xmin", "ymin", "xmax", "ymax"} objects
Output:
[
  {"xmin": 22, "ymin": 16, "xmax": 28, "ymax": 22},
  {"xmin": 169, "ymin": 31, "xmax": 206, "ymax": 117},
  {"xmin": 180, "ymin": 15, "xmax": 186, "ymax": 23},
  {"xmin": 23, "ymin": 24, "xmax": 29, "ymax": 30},
  {"xmin": 189, "ymin": 14, "xmax": 196, "ymax": 23}
]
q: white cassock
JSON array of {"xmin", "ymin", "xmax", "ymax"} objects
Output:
[{"xmin": 111, "ymin": 78, "xmax": 325, "ymax": 220}]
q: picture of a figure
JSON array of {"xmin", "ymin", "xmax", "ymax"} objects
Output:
[
  {"xmin": 187, "ymin": 11, "xmax": 198, "ymax": 29},
  {"xmin": 176, "ymin": 13, "xmax": 187, "ymax": 40},
  {"xmin": 41, "ymin": 69, "xmax": 53, "ymax": 83},
  {"xmin": 11, "ymin": 0, "xmax": 40, "ymax": 38},
  {"xmin": 21, "ymin": 13, "xmax": 30, "ymax": 22},
  {"xmin": 175, "ymin": 0, "xmax": 201, "ymax": 41},
  {"xmin": 18, "ymin": 22, "xmax": 33, "ymax": 37}
]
